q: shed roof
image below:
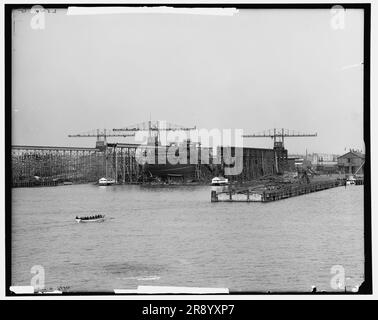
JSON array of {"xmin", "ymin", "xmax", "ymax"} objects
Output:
[{"xmin": 337, "ymin": 151, "xmax": 365, "ymax": 160}]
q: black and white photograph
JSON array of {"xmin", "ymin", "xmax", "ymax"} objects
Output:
[{"xmin": 3, "ymin": 1, "xmax": 375, "ymax": 301}]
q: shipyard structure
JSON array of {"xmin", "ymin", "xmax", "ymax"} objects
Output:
[
  {"xmin": 11, "ymin": 143, "xmax": 288, "ymax": 187},
  {"xmin": 13, "ymin": 123, "xmax": 316, "ymax": 187}
]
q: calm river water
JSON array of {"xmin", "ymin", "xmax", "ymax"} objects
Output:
[{"xmin": 11, "ymin": 184, "xmax": 364, "ymax": 293}]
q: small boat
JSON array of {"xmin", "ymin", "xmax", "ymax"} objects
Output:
[
  {"xmin": 75, "ymin": 215, "xmax": 105, "ymax": 223},
  {"xmin": 346, "ymin": 175, "xmax": 356, "ymax": 185},
  {"xmin": 211, "ymin": 177, "xmax": 229, "ymax": 186},
  {"xmin": 98, "ymin": 177, "xmax": 116, "ymax": 186}
]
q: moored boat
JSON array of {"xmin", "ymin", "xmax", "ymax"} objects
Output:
[
  {"xmin": 211, "ymin": 176, "xmax": 229, "ymax": 186},
  {"xmin": 346, "ymin": 175, "xmax": 356, "ymax": 185},
  {"xmin": 98, "ymin": 177, "xmax": 116, "ymax": 186}
]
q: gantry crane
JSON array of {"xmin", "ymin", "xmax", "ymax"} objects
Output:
[
  {"xmin": 68, "ymin": 128, "xmax": 135, "ymax": 150},
  {"xmin": 242, "ymin": 128, "xmax": 317, "ymax": 149},
  {"xmin": 243, "ymin": 128, "xmax": 317, "ymax": 175},
  {"xmin": 113, "ymin": 120, "xmax": 196, "ymax": 145},
  {"xmin": 68, "ymin": 129, "xmax": 136, "ymax": 183}
]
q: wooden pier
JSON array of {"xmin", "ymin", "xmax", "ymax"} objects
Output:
[
  {"xmin": 211, "ymin": 179, "xmax": 348, "ymax": 203},
  {"xmin": 354, "ymin": 178, "xmax": 364, "ymax": 185}
]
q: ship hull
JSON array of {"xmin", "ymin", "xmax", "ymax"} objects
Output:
[{"xmin": 144, "ymin": 163, "xmax": 196, "ymax": 178}]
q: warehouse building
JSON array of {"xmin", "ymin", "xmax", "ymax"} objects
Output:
[{"xmin": 337, "ymin": 150, "xmax": 365, "ymax": 175}]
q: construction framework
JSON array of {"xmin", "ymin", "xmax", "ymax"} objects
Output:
[
  {"xmin": 12, "ymin": 144, "xmax": 289, "ymax": 187},
  {"xmin": 11, "ymin": 144, "xmax": 141, "ymax": 187}
]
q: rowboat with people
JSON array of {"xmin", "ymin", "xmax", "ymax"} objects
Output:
[{"xmin": 75, "ymin": 214, "xmax": 105, "ymax": 223}]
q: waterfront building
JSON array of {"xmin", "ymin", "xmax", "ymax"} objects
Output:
[{"xmin": 337, "ymin": 150, "xmax": 365, "ymax": 175}]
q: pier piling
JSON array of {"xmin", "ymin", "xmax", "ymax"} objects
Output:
[{"xmin": 211, "ymin": 178, "xmax": 352, "ymax": 203}]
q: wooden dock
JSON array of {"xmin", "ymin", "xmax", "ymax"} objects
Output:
[{"xmin": 211, "ymin": 179, "xmax": 349, "ymax": 203}]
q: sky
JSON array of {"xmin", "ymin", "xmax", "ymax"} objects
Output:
[{"xmin": 11, "ymin": 7, "xmax": 365, "ymax": 155}]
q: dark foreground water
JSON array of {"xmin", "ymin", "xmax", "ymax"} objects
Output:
[{"xmin": 12, "ymin": 184, "xmax": 364, "ymax": 293}]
